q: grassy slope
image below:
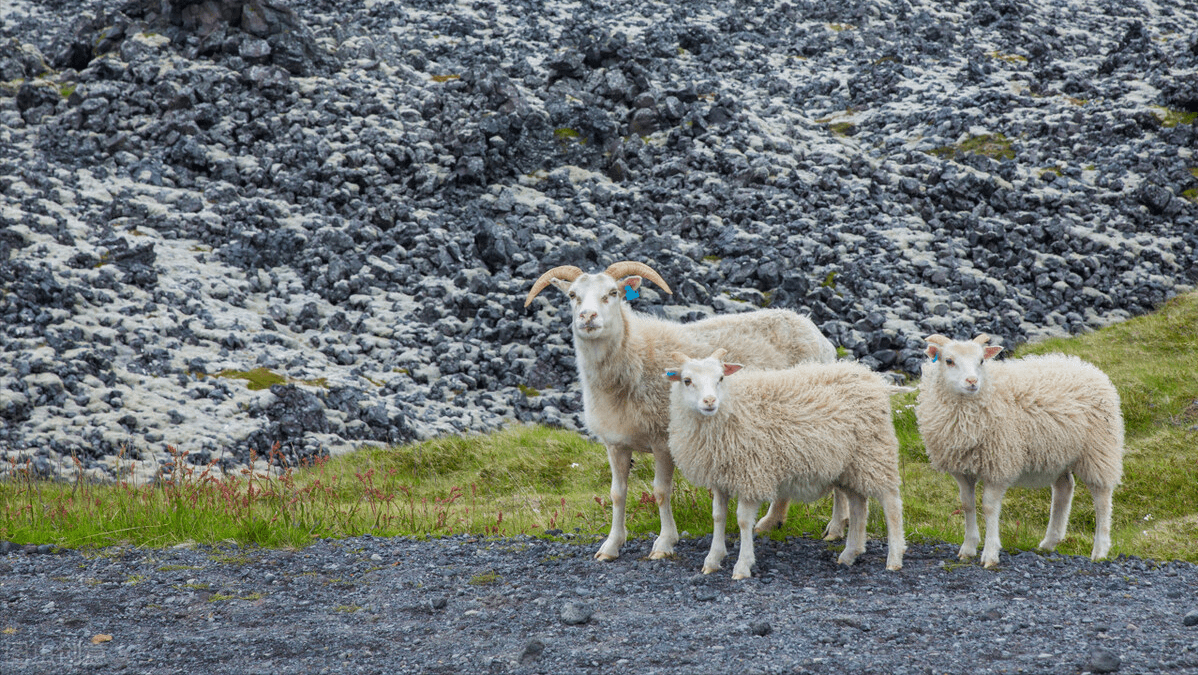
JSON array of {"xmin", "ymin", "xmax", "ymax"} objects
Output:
[{"xmin": 2, "ymin": 293, "xmax": 1195, "ymax": 562}]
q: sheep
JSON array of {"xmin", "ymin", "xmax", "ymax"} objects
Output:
[
  {"xmin": 524, "ymin": 261, "xmax": 841, "ymax": 561},
  {"xmin": 665, "ymin": 349, "xmax": 906, "ymax": 578},
  {"xmin": 914, "ymin": 334, "xmax": 1124, "ymax": 568}
]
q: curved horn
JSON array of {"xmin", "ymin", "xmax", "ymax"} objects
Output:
[
  {"xmin": 603, "ymin": 261, "xmax": 672, "ymax": 294},
  {"xmin": 972, "ymin": 334, "xmax": 991, "ymax": 345},
  {"xmin": 924, "ymin": 334, "xmax": 951, "ymax": 346},
  {"xmin": 709, "ymin": 348, "xmax": 728, "ymax": 361},
  {"xmin": 524, "ymin": 266, "xmax": 584, "ymax": 307}
]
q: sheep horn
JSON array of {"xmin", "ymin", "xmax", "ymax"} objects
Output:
[
  {"xmin": 524, "ymin": 265, "xmax": 584, "ymax": 307},
  {"xmin": 924, "ymin": 334, "xmax": 951, "ymax": 346},
  {"xmin": 709, "ymin": 348, "xmax": 728, "ymax": 361},
  {"xmin": 603, "ymin": 261, "xmax": 673, "ymax": 294},
  {"xmin": 670, "ymin": 351, "xmax": 692, "ymax": 364},
  {"xmin": 973, "ymin": 334, "xmax": 991, "ymax": 345}
]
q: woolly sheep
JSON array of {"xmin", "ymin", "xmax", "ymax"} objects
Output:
[
  {"xmin": 665, "ymin": 349, "xmax": 906, "ymax": 578},
  {"xmin": 525, "ymin": 262, "xmax": 839, "ymax": 561},
  {"xmin": 914, "ymin": 334, "xmax": 1124, "ymax": 568}
]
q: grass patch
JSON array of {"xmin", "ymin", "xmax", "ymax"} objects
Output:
[
  {"xmin": 1153, "ymin": 107, "xmax": 1198, "ymax": 128},
  {"xmin": 1, "ymin": 295, "xmax": 1195, "ymax": 563},
  {"xmin": 826, "ymin": 121, "xmax": 855, "ymax": 137},
  {"xmin": 430, "ymin": 74, "xmax": 460, "ymax": 83},
  {"xmin": 929, "ymin": 133, "xmax": 1015, "ymax": 162},
  {"xmin": 987, "ymin": 50, "xmax": 1027, "ymax": 65},
  {"xmin": 200, "ymin": 368, "xmax": 327, "ymax": 390}
]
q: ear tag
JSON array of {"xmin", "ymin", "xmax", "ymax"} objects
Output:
[
  {"xmin": 932, "ymin": 353, "xmax": 939, "ymax": 363},
  {"xmin": 665, "ymin": 371, "xmax": 677, "ymax": 378},
  {"xmin": 625, "ymin": 285, "xmax": 640, "ymax": 301}
]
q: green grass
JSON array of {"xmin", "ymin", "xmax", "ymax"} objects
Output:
[
  {"xmin": 929, "ymin": 133, "xmax": 1016, "ymax": 162},
  {"xmin": 1, "ymin": 294, "xmax": 1196, "ymax": 563}
]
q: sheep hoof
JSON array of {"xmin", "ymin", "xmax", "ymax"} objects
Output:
[
  {"xmin": 886, "ymin": 563, "xmax": 903, "ymax": 571},
  {"xmin": 1037, "ymin": 539, "xmax": 1057, "ymax": 551},
  {"xmin": 957, "ymin": 549, "xmax": 976, "ymax": 561},
  {"xmin": 731, "ymin": 572, "xmax": 751, "ymax": 580},
  {"xmin": 647, "ymin": 550, "xmax": 672, "ymax": 560},
  {"xmin": 701, "ymin": 565, "xmax": 720, "ymax": 575},
  {"xmin": 822, "ymin": 531, "xmax": 843, "ymax": 542},
  {"xmin": 594, "ymin": 551, "xmax": 619, "ymax": 562},
  {"xmin": 981, "ymin": 558, "xmax": 1000, "ymax": 569}
]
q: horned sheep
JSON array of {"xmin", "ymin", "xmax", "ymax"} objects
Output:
[
  {"xmin": 524, "ymin": 261, "xmax": 839, "ymax": 561},
  {"xmin": 914, "ymin": 334, "xmax": 1124, "ymax": 568},
  {"xmin": 666, "ymin": 349, "xmax": 906, "ymax": 578}
]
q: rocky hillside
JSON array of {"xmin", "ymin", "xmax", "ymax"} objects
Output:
[{"xmin": 1, "ymin": 0, "xmax": 1195, "ymax": 480}]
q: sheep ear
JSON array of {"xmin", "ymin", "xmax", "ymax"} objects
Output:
[
  {"xmin": 973, "ymin": 334, "xmax": 991, "ymax": 345},
  {"xmin": 664, "ymin": 369, "xmax": 682, "ymax": 382},
  {"xmin": 620, "ymin": 276, "xmax": 642, "ymax": 301},
  {"xmin": 669, "ymin": 351, "xmax": 692, "ymax": 365},
  {"xmin": 723, "ymin": 363, "xmax": 743, "ymax": 377},
  {"xmin": 983, "ymin": 346, "xmax": 1003, "ymax": 360},
  {"xmin": 924, "ymin": 334, "xmax": 950, "ymax": 346},
  {"xmin": 925, "ymin": 344, "xmax": 940, "ymax": 362},
  {"xmin": 709, "ymin": 347, "xmax": 728, "ymax": 361}
]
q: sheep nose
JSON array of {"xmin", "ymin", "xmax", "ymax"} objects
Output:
[
  {"xmin": 965, "ymin": 377, "xmax": 978, "ymax": 386},
  {"xmin": 702, "ymin": 396, "xmax": 716, "ymax": 406},
  {"xmin": 579, "ymin": 310, "xmax": 597, "ymax": 321}
]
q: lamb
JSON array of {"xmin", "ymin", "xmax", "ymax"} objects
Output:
[
  {"xmin": 665, "ymin": 349, "xmax": 906, "ymax": 578},
  {"xmin": 524, "ymin": 261, "xmax": 840, "ymax": 561},
  {"xmin": 914, "ymin": 334, "xmax": 1124, "ymax": 568}
]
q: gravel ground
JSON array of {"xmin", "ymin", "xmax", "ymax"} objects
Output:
[
  {"xmin": 2, "ymin": 0, "xmax": 1196, "ymax": 478},
  {"xmin": 3, "ymin": 535, "xmax": 1198, "ymax": 674}
]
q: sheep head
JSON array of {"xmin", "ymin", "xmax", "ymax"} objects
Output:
[
  {"xmin": 923, "ymin": 334, "xmax": 1004, "ymax": 396},
  {"xmin": 665, "ymin": 349, "xmax": 743, "ymax": 417},
  {"xmin": 524, "ymin": 261, "xmax": 673, "ymax": 341}
]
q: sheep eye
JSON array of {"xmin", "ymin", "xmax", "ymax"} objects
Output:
[
  {"xmin": 683, "ymin": 378, "xmax": 692, "ymax": 386},
  {"xmin": 568, "ymin": 292, "xmax": 576, "ymax": 300},
  {"xmin": 609, "ymin": 289, "xmax": 617, "ymax": 297},
  {"xmin": 945, "ymin": 358, "xmax": 955, "ymax": 366},
  {"xmin": 718, "ymin": 376, "xmax": 724, "ymax": 383}
]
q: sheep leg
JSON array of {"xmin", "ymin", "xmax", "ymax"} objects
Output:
[
  {"xmin": 837, "ymin": 490, "xmax": 868, "ymax": 566},
  {"xmin": 703, "ymin": 488, "xmax": 730, "ymax": 574},
  {"xmin": 820, "ymin": 488, "xmax": 852, "ymax": 540},
  {"xmin": 647, "ymin": 449, "xmax": 679, "ymax": 559},
  {"xmin": 979, "ymin": 482, "xmax": 1008, "ymax": 568},
  {"xmin": 953, "ymin": 474, "xmax": 980, "ymax": 560},
  {"xmin": 595, "ymin": 444, "xmax": 631, "ymax": 561},
  {"xmin": 1039, "ymin": 472, "xmax": 1075, "ymax": 551},
  {"xmin": 1089, "ymin": 482, "xmax": 1114, "ymax": 561},
  {"xmin": 879, "ymin": 486, "xmax": 906, "ymax": 571},
  {"xmin": 732, "ymin": 498, "xmax": 761, "ymax": 579},
  {"xmin": 753, "ymin": 498, "xmax": 790, "ymax": 534}
]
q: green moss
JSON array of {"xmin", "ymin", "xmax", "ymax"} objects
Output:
[
  {"xmin": 827, "ymin": 23, "xmax": 855, "ymax": 31},
  {"xmin": 835, "ymin": 346, "xmax": 851, "ymax": 360},
  {"xmin": 929, "ymin": 133, "xmax": 1015, "ymax": 162},
  {"xmin": 987, "ymin": 50, "xmax": 1027, "ymax": 65},
  {"xmin": 702, "ymin": 255, "xmax": 722, "ymax": 262},
  {"xmin": 820, "ymin": 271, "xmax": 838, "ymax": 288},
  {"xmin": 1189, "ymin": 168, "xmax": 1198, "ymax": 179},
  {"xmin": 430, "ymin": 74, "xmax": 460, "ymax": 83},
  {"xmin": 517, "ymin": 384, "xmax": 540, "ymax": 398},
  {"xmin": 827, "ymin": 121, "xmax": 855, "ymax": 136},
  {"xmin": 334, "ymin": 604, "xmax": 363, "ymax": 613},
  {"xmin": 212, "ymin": 368, "xmax": 287, "ymax": 391},
  {"xmin": 469, "ymin": 571, "xmax": 500, "ymax": 585},
  {"xmin": 1183, "ymin": 188, "xmax": 1198, "ymax": 204},
  {"xmin": 1040, "ymin": 166, "xmax": 1064, "ymax": 178},
  {"xmin": 760, "ymin": 290, "xmax": 774, "ymax": 307},
  {"xmin": 1154, "ymin": 107, "xmax": 1198, "ymax": 128},
  {"xmin": 59, "ymin": 82, "xmax": 76, "ymax": 99},
  {"xmin": 554, "ymin": 127, "xmax": 580, "ymax": 139}
]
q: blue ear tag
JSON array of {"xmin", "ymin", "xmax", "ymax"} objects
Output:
[
  {"xmin": 666, "ymin": 371, "xmax": 677, "ymax": 378},
  {"xmin": 932, "ymin": 353, "xmax": 939, "ymax": 363},
  {"xmin": 625, "ymin": 285, "xmax": 640, "ymax": 301}
]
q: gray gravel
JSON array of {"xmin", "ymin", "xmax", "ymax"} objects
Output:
[{"xmin": 3, "ymin": 535, "xmax": 1198, "ymax": 674}]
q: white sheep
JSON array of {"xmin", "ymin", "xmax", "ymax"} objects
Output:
[
  {"xmin": 665, "ymin": 349, "xmax": 906, "ymax": 578},
  {"xmin": 524, "ymin": 261, "xmax": 840, "ymax": 561},
  {"xmin": 914, "ymin": 334, "xmax": 1124, "ymax": 568}
]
